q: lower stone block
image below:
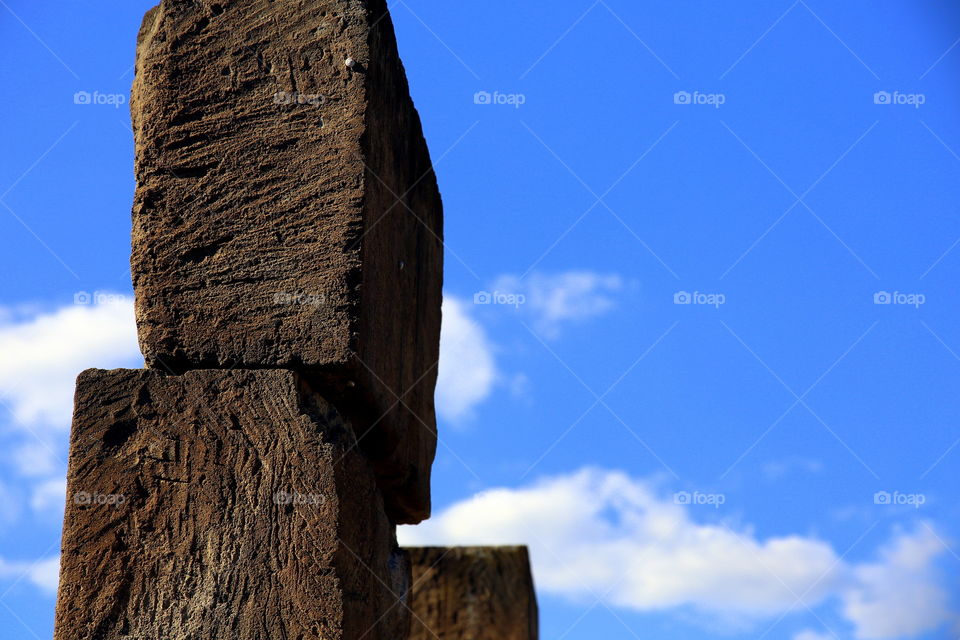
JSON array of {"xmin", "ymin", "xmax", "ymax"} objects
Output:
[
  {"xmin": 406, "ymin": 546, "xmax": 538, "ymax": 640},
  {"xmin": 53, "ymin": 368, "xmax": 410, "ymax": 640}
]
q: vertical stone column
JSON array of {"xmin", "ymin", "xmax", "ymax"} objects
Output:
[
  {"xmin": 406, "ymin": 546, "xmax": 539, "ymax": 640},
  {"xmin": 54, "ymin": 0, "xmax": 444, "ymax": 637}
]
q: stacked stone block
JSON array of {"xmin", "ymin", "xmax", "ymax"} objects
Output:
[{"xmin": 54, "ymin": 0, "xmax": 442, "ymax": 637}]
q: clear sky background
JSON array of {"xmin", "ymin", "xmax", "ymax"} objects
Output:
[{"xmin": 1, "ymin": 1, "xmax": 959, "ymax": 639}]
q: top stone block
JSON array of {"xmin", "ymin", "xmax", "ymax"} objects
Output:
[{"xmin": 130, "ymin": 0, "xmax": 443, "ymax": 523}]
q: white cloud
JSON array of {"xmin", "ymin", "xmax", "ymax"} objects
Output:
[
  {"xmin": 437, "ymin": 296, "xmax": 497, "ymax": 423},
  {"xmin": 30, "ymin": 478, "xmax": 66, "ymax": 515},
  {"xmin": 762, "ymin": 457, "xmax": 824, "ymax": 480},
  {"xmin": 0, "ymin": 480, "xmax": 23, "ymax": 526},
  {"xmin": 27, "ymin": 555, "xmax": 60, "ymax": 594},
  {"xmin": 435, "ymin": 273, "xmax": 622, "ymax": 420},
  {"xmin": 0, "ymin": 297, "xmax": 141, "ymax": 430},
  {"xmin": 793, "ymin": 631, "xmax": 834, "ymax": 640},
  {"xmin": 400, "ymin": 469, "xmax": 955, "ymax": 637},
  {"xmin": 11, "ymin": 441, "xmax": 60, "ymax": 478},
  {"xmin": 492, "ymin": 271, "xmax": 623, "ymax": 338},
  {"xmin": 0, "ymin": 297, "xmax": 139, "ymax": 598},
  {"xmin": 401, "ymin": 468, "xmax": 839, "ymax": 619},
  {"xmin": 841, "ymin": 526, "xmax": 953, "ymax": 639},
  {"xmin": 0, "ymin": 555, "xmax": 60, "ymax": 595}
]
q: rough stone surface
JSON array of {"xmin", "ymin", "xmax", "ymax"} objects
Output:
[
  {"xmin": 130, "ymin": 0, "xmax": 443, "ymax": 523},
  {"xmin": 54, "ymin": 368, "xmax": 410, "ymax": 640},
  {"xmin": 407, "ymin": 546, "xmax": 539, "ymax": 640}
]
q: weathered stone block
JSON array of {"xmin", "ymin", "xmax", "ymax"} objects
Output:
[
  {"xmin": 407, "ymin": 546, "xmax": 539, "ymax": 640},
  {"xmin": 54, "ymin": 368, "xmax": 410, "ymax": 640},
  {"xmin": 130, "ymin": 0, "xmax": 443, "ymax": 523}
]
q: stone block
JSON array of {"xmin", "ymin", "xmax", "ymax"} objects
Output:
[
  {"xmin": 54, "ymin": 368, "xmax": 409, "ymax": 640},
  {"xmin": 406, "ymin": 546, "xmax": 538, "ymax": 640}
]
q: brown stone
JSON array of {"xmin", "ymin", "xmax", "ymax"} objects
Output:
[
  {"xmin": 54, "ymin": 368, "xmax": 411, "ymax": 640},
  {"xmin": 130, "ymin": 0, "xmax": 443, "ymax": 523},
  {"xmin": 407, "ymin": 546, "xmax": 539, "ymax": 640}
]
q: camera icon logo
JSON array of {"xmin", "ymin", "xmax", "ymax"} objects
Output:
[
  {"xmin": 74, "ymin": 291, "xmax": 92, "ymax": 305},
  {"xmin": 74, "ymin": 91, "xmax": 91, "ymax": 105},
  {"xmin": 674, "ymin": 91, "xmax": 692, "ymax": 105},
  {"xmin": 873, "ymin": 291, "xmax": 891, "ymax": 305},
  {"xmin": 474, "ymin": 91, "xmax": 492, "ymax": 105},
  {"xmin": 674, "ymin": 291, "xmax": 692, "ymax": 305},
  {"xmin": 474, "ymin": 291, "xmax": 492, "ymax": 305},
  {"xmin": 874, "ymin": 91, "xmax": 891, "ymax": 105},
  {"xmin": 673, "ymin": 491, "xmax": 691, "ymax": 505},
  {"xmin": 874, "ymin": 491, "xmax": 891, "ymax": 505}
]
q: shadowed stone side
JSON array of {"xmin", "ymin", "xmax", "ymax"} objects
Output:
[
  {"xmin": 53, "ymin": 369, "xmax": 410, "ymax": 640},
  {"xmin": 407, "ymin": 546, "xmax": 539, "ymax": 640},
  {"xmin": 130, "ymin": 0, "xmax": 442, "ymax": 524}
]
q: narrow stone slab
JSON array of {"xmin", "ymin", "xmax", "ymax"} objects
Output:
[
  {"xmin": 54, "ymin": 369, "xmax": 410, "ymax": 640},
  {"xmin": 407, "ymin": 546, "xmax": 539, "ymax": 640},
  {"xmin": 130, "ymin": 0, "xmax": 442, "ymax": 523}
]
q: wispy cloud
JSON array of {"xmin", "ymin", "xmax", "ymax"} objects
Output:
[
  {"xmin": 487, "ymin": 271, "xmax": 625, "ymax": 339},
  {"xmin": 762, "ymin": 457, "xmax": 824, "ymax": 480}
]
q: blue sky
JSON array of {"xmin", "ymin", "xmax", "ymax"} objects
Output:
[{"xmin": 1, "ymin": 1, "xmax": 959, "ymax": 638}]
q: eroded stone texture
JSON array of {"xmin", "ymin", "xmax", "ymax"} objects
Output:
[
  {"xmin": 407, "ymin": 546, "xmax": 539, "ymax": 640},
  {"xmin": 130, "ymin": 0, "xmax": 442, "ymax": 523},
  {"xmin": 54, "ymin": 368, "xmax": 410, "ymax": 640}
]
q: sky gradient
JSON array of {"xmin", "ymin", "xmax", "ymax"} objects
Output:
[{"xmin": 1, "ymin": 1, "xmax": 959, "ymax": 638}]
